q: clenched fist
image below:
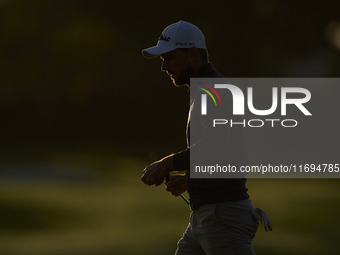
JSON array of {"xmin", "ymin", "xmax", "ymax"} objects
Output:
[{"xmin": 141, "ymin": 154, "xmax": 176, "ymax": 186}]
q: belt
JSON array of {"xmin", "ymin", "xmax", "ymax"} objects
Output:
[{"xmin": 189, "ymin": 200, "xmax": 239, "ymax": 211}]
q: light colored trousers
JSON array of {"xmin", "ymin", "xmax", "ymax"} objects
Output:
[{"xmin": 175, "ymin": 199, "xmax": 272, "ymax": 255}]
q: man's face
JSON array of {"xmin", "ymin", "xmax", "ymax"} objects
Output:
[{"xmin": 160, "ymin": 49, "xmax": 194, "ymax": 87}]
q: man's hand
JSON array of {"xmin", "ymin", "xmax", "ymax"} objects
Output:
[
  {"xmin": 165, "ymin": 174, "xmax": 187, "ymax": 197},
  {"xmin": 141, "ymin": 155, "xmax": 176, "ymax": 186}
]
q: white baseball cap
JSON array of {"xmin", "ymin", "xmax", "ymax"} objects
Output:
[{"xmin": 142, "ymin": 20, "xmax": 206, "ymax": 59}]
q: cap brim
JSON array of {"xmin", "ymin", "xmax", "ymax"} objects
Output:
[{"xmin": 142, "ymin": 46, "xmax": 176, "ymax": 59}]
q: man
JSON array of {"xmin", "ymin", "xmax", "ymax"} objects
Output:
[{"xmin": 141, "ymin": 20, "xmax": 272, "ymax": 255}]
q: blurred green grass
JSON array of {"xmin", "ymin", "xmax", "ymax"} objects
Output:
[{"xmin": 0, "ymin": 151, "xmax": 339, "ymax": 255}]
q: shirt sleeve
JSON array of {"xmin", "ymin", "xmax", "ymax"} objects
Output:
[
  {"xmin": 173, "ymin": 148, "xmax": 190, "ymax": 171},
  {"xmin": 172, "ymin": 84, "xmax": 234, "ymax": 172}
]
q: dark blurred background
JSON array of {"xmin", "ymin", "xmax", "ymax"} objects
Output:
[
  {"xmin": 1, "ymin": 0, "xmax": 340, "ymax": 158},
  {"xmin": 0, "ymin": 1, "xmax": 340, "ymax": 255}
]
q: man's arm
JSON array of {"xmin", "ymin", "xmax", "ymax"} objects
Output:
[{"xmin": 172, "ymin": 149, "xmax": 190, "ymax": 171}]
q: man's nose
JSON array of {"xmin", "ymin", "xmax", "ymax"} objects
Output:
[{"xmin": 161, "ymin": 60, "xmax": 169, "ymax": 72}]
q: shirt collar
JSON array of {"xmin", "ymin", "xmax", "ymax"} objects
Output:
[{"xmin": 188, "ymin": 62, "xmax": 220, "ymax": 99}]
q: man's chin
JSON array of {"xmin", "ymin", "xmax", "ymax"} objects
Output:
[
  {"xmin": 171, "ymin": 77, "xmax": 188, "ymax": 87},
  {"xmin": 173, "ymin": 81, "xmax": 188, "ymax": 87}
]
